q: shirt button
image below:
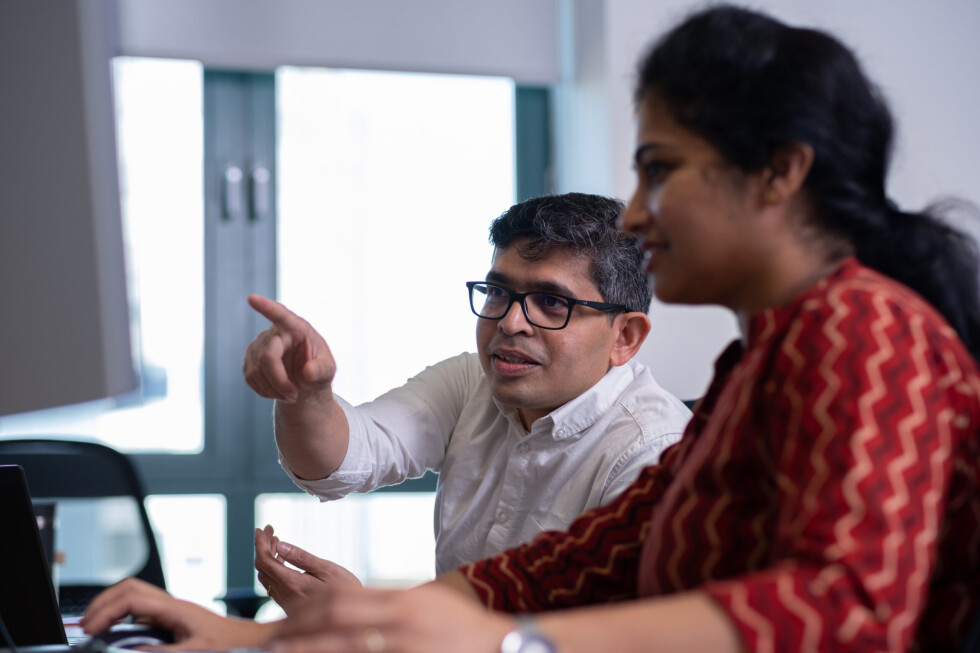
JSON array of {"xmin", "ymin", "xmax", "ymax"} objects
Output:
[
  {"xmin": 516, "ymin": 442, "xmax": 530, "ymax": 454},
  {"xmin": 496, "ymin": 510, "xmax": 509, "ymax": 523},
  {"xmin": 555, "ymin": 428, "xmax": 566, "ymax": 437}
]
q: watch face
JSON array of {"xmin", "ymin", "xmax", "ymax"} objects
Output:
[
  {"xmin": 520, "ymin": 636, "xmax": 556, "ymax": 653},
  {"xmin": 501, "ymin": 630, "xmax": 558, "ymax": 653}
]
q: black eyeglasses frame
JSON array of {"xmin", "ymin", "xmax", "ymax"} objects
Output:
[{"xmin": 465, "ymin": 281, "xmax": 633, "ymax": 330}]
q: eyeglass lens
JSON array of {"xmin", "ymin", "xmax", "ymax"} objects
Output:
[{"xmin": 470, "ymin": 283, "xmax": 571, "ymax": 328}]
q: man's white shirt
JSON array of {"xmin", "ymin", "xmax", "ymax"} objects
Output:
[{"xmin": 280, "ymin": 352, "xmax": 691, "ymax": 575}]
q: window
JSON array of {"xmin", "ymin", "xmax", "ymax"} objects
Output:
[
  {"xmin": 256, "ymin": 493, "xmax": 436, "ymax": 584},
  {"xmin": 146, "ymin": 495, "xmax": 226, "ymax": 612},
  {"xmin": 277, "ymin": 67, "xmax": 514, "ymax": 402},
  {"xmin": 0, "ymin": 60, "xmax": 550, "ymax": 595}
]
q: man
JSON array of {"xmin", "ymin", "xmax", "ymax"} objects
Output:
[{"xmin": 243, "ymin": 193, "xmax": 690, "ymax": 613}]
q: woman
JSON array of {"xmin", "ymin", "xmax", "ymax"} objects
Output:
[{"xmin": 83, "ymin": 5, "xmax": 980, "ymax": 652}]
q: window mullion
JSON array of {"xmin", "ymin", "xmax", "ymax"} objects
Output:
[{"xmin": 206, "ymin": 71, "xmax": 282, "ymax": 589}]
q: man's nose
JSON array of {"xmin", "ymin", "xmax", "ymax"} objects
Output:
[{"xmin": 498, "ymin": 300, "xmax": 534, "ymax": 334}]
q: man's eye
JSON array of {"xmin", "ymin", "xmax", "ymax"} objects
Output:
[
  {"xmin": 485, "ymin": 286, "xmax": 508, "ymax": 301},
  {"xmin": 531, "ymin": 293, "xmax": 569, "ymax": 313}
]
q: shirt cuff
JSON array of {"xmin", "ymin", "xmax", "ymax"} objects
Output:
[{"xmin": 277, "ymin": 396, "xmax": 372, "ymax": 500}]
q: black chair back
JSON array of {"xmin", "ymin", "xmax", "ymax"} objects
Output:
[{"xmin": 0, "ymin": 438, "xmax": 166, "ymax": 613}]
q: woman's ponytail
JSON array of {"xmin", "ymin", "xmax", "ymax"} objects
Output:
[{"xmin": 854, "ymin": 201, "xmax": 980, "ymax": 361}]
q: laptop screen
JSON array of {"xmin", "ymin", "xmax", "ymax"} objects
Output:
[{"xmin": 0, "ymin": 465, "xmax": 68, "ymax": 646}]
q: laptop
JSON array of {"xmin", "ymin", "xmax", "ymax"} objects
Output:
[
  {"xmin": 0, "ymin": 466, "xmax": 254, "ymax": 653},
  {"xmin": 0, "ymin": 464, "xmax": 74, "ymax": 648}
]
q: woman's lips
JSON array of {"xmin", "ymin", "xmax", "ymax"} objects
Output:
[{"xmin": 642, "ymin": 242, "xmax": 668, "ymax": 271}]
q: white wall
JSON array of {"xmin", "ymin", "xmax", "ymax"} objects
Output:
[
  {"xmin": 116, "ymin": 0, "xmax": 559, "ymax": 83},
  {"xmin": 556, "ymin": 0, "xmax": 980, "ymax": 400}
]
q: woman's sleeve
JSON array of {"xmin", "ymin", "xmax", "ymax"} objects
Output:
[{"xmin": 702, "ymin": 292, "xmax": 978, "ymax": 651}]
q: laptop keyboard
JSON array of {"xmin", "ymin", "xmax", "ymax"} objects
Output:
[{"xmin": 59, "ymin": 587, "xmax": 103, "ymax": 619}]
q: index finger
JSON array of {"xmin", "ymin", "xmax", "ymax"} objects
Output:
[
  {"xmin": 247, "ymin": 294, "xmax": 305, "ymax": 331},
  {"xmin": 260, "ymin": 554, "xmax": 305, "ymax": 586},
  {"xmin": 81, "ymin": 578, "xmax": 165, "ymax": 634}
]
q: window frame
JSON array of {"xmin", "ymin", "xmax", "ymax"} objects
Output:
[{"xmin": 125, "ymin": 70, "xmax": 552, "ymax": 589}]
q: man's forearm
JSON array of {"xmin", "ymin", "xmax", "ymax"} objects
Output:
[{"xmin": 274, "ymin": 391, "xmax": 351, "ymax": 480}]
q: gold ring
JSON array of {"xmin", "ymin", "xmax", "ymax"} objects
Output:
[{"xmin": 362, "ymin": 627, "xmax": 385, "ymax": 653}]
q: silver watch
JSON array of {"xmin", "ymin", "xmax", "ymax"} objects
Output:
[{"xmin": 500, "ymin": 618, "xmax": 558, "ymax": 653}]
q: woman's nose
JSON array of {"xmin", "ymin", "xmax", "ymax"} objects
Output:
[{"xmin": 620, "ymin": 189, "xmax": 647, "ymax": 233}]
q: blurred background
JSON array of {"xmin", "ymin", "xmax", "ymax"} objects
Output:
[{"xmin": 1, "ymin": 0, "xmax": 977, "ymax": 621}]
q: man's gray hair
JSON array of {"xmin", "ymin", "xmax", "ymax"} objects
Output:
[{"xmin": 489, "ymin": 193, "xmax": 651, "ymax": 314}]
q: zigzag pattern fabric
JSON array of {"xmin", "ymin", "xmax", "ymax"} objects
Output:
[{"xmin": 463, "ymin": 258, "xmax": 980, "ymax": 652}]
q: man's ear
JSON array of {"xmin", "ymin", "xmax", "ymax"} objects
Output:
[
  {"xmin": 609, "ymin": 312, "xmax": 651, "ymax": 367},
  {"xmin": 760, "ymin": 141, "xmax": 814, "ymax": 205}
]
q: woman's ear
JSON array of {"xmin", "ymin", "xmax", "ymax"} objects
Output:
[
  {"xmin": 609, "ymin": 312, "xmax": 652, "ymax": 367},
  {"xmin": 761, "ymin": 142, "xmax": 815, "ymax": 204}
]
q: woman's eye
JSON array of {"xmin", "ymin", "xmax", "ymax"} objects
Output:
[{"xmin": 643, "ymin": 161, "xmax": 671, "ymax": 183}]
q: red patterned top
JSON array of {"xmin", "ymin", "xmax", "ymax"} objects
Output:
[{"xmin": 461, "ymin": 259, "xmax": 980, "ymax": 652}]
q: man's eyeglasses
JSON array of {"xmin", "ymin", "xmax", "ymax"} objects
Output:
[{"xmin": 466, "ymin": 281, "xmax": 632, "ymax": 330}]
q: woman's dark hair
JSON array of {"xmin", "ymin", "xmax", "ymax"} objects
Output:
[
  {"xmin": 635, "ymin": 4, "xmax": 980, "ymax": 361},
  {"xmin": 489, "ymin": 193, "xmax": 652, "ymax": 314}
]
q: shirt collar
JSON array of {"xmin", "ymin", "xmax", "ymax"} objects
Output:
[{"xmin": 532, "ymin": 362, "xmax": 637, "ymax": 442}]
